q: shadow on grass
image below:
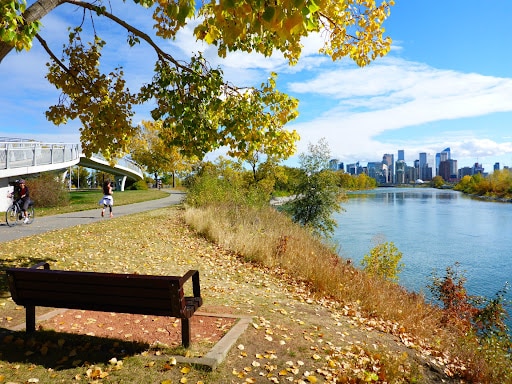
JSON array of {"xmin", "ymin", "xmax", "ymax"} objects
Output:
[{"xmin": 0, "ymin": 327, "xmax": 178, "ymax": 370}]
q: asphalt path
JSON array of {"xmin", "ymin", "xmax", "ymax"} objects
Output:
[{"xmin": 0, "ymin": 190, "xmax": 185, "ymax": 243}]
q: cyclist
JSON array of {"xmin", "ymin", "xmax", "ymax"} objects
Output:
[{"xmin": 8, "ymin": 179, "xmax": 33, "ymax": 223}]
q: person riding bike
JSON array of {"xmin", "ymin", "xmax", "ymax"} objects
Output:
[{"xmin": 8, "ymin": 179, "xmax": 33, "ymax": 224}]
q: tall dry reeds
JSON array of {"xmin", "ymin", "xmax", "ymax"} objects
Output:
[{"xmin": 184, "ymin": 203, "xmax": 444, "ymax": 338}]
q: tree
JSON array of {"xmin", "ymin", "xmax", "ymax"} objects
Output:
[
  {"xmin": 431, "ymin": 175, "xmax": 444, "ymax": 188},
  {"xmin": 286, "ymin": 138, "xmax": 345, "ymax": 238},
  {"xmin": 131, "ymin": 120, "xmax": 197, "ymax": 187},
  {"xmin": 1, "ymin": 0, "xmax": 394, "ymax": 160}
]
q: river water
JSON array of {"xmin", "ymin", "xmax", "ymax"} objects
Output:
[{"xmin": 332, "ymin": 187, "xmax": 512, "ymax": 312}]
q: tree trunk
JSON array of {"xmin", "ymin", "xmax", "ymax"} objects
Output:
[{"xmin": 0, "ymin": 0, "xmax": 63, "ymax": 63}]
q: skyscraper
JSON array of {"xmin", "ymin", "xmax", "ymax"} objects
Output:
[{"xmin": 382, "ymin": 154, "xmax": 394, "ymax": 183}]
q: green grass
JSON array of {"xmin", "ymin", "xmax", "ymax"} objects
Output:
[{"xmin": 35, "ymin": 189, "xmax": 169, "ymax": 217}]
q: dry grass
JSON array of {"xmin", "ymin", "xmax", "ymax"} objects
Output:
[
  {"xmin": 184, "ymin": 203, "xmax": 441, "ymax": 333},
  {"xmin": 184, "ymin": 203, "xmax": 506, "ymax": 381}
]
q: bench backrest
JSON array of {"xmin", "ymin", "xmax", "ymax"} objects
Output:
[{"xmin": 6, "ymin": 267, "xmax": 199, "ymax": 318}]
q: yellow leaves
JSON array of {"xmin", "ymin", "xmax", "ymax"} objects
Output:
[
  {"xmin": 180, "ymin": 366, "xmax": 191, "ymax": 374},
  {"xmin": 108, "ymin": 357, "xmax": 123, "ymax": 370},
  {"xmin": 86, "ymin": 366, "xmax": 109, "ymax": 379}
]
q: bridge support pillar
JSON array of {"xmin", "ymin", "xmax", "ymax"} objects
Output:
[{"xmin": 117, "ymin": 175, "xmax": 127, "ymax": 191}]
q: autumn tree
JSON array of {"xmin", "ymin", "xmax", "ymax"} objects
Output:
[
  {"xmin": 131, "ymin": 120, "xmax": 197, "ymax": 187},
  {"xmin": 1, "ymin": 0, "xmax": 394, "ymax": 160},
  {"xmin": 337, "ymin": 171, "xmax": 377, "ymax": 190}
]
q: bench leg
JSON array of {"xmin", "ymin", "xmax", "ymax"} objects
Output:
[
  {"xmin": 181, "ymin": 318, "xmax": 191, "ymax": 348},
  {"xmin": 26, "ymin": 305, "xmax": 36, "ymax": 333}
]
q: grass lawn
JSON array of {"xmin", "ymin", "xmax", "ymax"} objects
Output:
[{"xmin": 35, "ymin": 189, "xmax": 170, "ymax": 217}]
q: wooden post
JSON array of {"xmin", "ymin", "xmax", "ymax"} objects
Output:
[
  {"xmin": 181, "ymin": 318, "xmax": 191, "ymax": 348},
  {"xmin": 26, "ymin": 305, "xmax": 36, "ymax": 333}
]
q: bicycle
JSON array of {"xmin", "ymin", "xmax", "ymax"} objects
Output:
[{"xmin": 5, "ymin": 195, "xmax": 35, "ymax": 226}]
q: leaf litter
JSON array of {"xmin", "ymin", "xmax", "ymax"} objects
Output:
[{"xmin": 0, "ymin": 207, "xmax": 466, "ymax": 383}]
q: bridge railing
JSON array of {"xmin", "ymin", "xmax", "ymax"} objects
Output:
[
  {"xmin": 0, "ymin": 141, "xmax": 80, "ymax": 170},
  {"xmin": 89, "ymin": 152, "xmax": 143, "ymax": 176}
]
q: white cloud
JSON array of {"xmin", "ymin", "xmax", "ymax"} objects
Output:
[{"xmin": 284, "ymin": 57, "xmax": 512, "ymax": 169}]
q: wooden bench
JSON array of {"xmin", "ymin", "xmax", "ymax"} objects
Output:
[{"xmin": 6, "ymin": 262, "xmax": 202, "ymax": 347}]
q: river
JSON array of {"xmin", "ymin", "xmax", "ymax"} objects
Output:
[{"xmin": 332, "ymin": 187, "xmax": 512, "ymax": 319}]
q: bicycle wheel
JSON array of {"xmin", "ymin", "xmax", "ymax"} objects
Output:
[
  {"xmin": 5, "ymin": 205, "xmax": 20, "ymax": 226},
  {"xmin": 25, "ymin": 205, "xmax": 35, "ymax": 224}
]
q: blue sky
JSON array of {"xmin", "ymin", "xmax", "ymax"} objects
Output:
[{"xmin": 1, "ymin": 1, "xmax": 512, "ymax": 172}]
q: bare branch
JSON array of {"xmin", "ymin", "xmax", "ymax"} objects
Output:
[{"xmin": 35, "ymin": 34, "xmax": 70, "ymax": 74}]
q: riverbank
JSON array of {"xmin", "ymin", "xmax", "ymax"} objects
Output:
[{"xmin": 1, "ymin": 206, "xmax": 470, "ymax": 383}]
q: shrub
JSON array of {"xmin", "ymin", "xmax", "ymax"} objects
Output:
[
  {"xmin": 129, "ymin": 180, "xmax": 149, "ymax": 190},
  {"xmin": 27, "ymin": 173, "xmax": 69, "ymax": 207},
  {"xmin": 428, "ymin": 264, "xmax": 512, "ymax": 381},
  {"xmin": 429, "ymin": 264, "xmax": 511, "ymax": 338},
  {"xmin": 185, "ymin": 161, "xmax": 268, "ymax": 209},
  {"xmin": 360, "ymin": 241, "xmax": 404, "ymax": 282}
]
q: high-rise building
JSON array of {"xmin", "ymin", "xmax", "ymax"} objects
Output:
[
  {"xmin": 346, "ymin": 162, "xmax": 360, "ymax": 175},
  {"xmin": 395, "ymin": 160, "xmax": 406, "ymax": 184},
  {"xmin": 419, "ymin": 152, "xmax": 427, "ymax": 180},
  {"xmin": 473, "ymin": 163, "xmax": 484, "ymax": 175},
  {"xmin": 367, "ymin": 162, "xmax": 382, "ymax": 181},
  {"xmin": 329, "ymin": 159, "xmax": 340, "ymax": 170},
  {"xmin": 398, "ymin": 150, "xmax": 404, "ymax": 161},
  {"xmin": 449, "ymin": 159, "xmax": 458, "ymax": 180},
  {"xmin": 494, "ymin": 162, "xmax": 500, "ymax": 171},
  {"xmin": 439, "ymin": 160, "xmax": 451, "ymax": 181},
  {"xmin": 382, "ymin": 154, "xmax": 394, "ymax": 183}
]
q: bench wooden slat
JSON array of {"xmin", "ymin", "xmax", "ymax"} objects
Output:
[
  {"xmin": 6, "ymin": 264, "xmax": 202, "ymax": 347},
  {"xmin": 10, "ymin": 279, "xmax": 182, "ymax": 300}
]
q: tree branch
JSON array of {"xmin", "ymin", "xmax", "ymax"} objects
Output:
[
  {"xmin": 62, "ymin": 0, "xmax": 188, "ymax": 71},
  {"xmin": 35, "ymin": 34, "xmax": 70, "ymax": 74},
  {"xmin": 0, "ymin": 0, "xmax": 65, "ymax": 63}
]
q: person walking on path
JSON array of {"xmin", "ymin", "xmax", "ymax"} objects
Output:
[{"xmin": 100, "ymin": 180, "xmax": 114, "ymax": 218}]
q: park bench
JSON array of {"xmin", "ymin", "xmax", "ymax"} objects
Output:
[{"xmin": 6, "ymin": 262, "xmax": 202, "ymax": 347}]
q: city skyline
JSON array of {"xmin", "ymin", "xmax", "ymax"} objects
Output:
[{"xmin": 335, "ymin": 146, "xmax": 503, "ymax": 183}]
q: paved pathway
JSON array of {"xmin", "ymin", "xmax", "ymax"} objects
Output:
[{"xmin": 0, "ymin": 190, "xmax": 185, "ymax": 243}]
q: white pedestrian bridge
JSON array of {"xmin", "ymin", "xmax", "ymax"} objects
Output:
[{"xmin": 0, "ymin": 139, "xmax": 144, "ymax": 211}]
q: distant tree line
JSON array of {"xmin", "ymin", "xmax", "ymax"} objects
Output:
[{"xmin": 454, "ymin": 169, "xmax": 512, "ymax": 199}]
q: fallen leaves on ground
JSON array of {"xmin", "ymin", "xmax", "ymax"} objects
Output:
[{"xmin": 0, "ymin": 208, "xmax": 465, "ymax": 383}]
